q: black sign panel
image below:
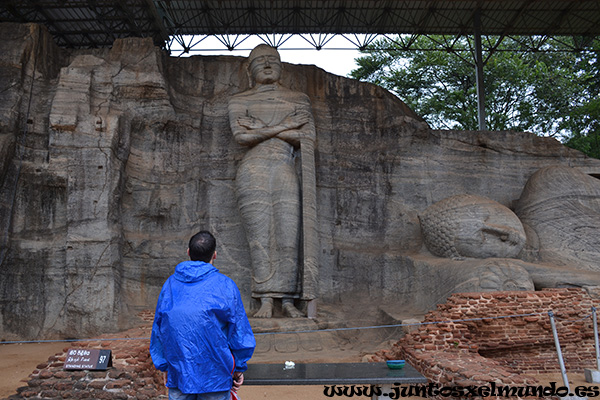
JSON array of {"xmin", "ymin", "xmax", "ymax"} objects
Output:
[{"xmin": 64, "ymin": 348, "xmax": 112, "ymax": 370}]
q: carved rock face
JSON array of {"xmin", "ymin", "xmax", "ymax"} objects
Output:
[
  {"xmin": 4, "ymin": 24, "xmax": 600, "ymax": 339},
  {"xmin": 419, "ymin": 194, "xmax": 526, "ymax": 259},
  {"xmin": 516, "ymin": 165, "xmax": 600, "ymax": 271}
]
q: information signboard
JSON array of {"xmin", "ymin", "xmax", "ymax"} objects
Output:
[{"xmin": 64, "ymin": 348, "xmax": 112, "ymax": 370}]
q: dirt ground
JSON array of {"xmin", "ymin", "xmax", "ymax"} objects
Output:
[
  {"xmin": 0, "ymin": 341, "xmax": 352, "ymax": 400},
  {"xmin": 0, "ymin": 303, "xmax": 595, "ymax": 400},
  {"xmin": 0, "ymin": 304, "xmax": 411, "ymax": 399},
  {"xmin": 0, "ymin": 341, "xmax": 68, "ymax": 398},
  {"xmin": 0, "ymin": 333, "xmax": 406, "ymax": 400},
  {"xmin": 1, "ymin": 340, "xmax": 597, "ymax": 400}
]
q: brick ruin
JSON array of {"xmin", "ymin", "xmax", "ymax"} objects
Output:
[
  {"xmin": 4, "ymin": 288, "xmax": 599, "ymax": 399},
  {"xmin": 3, "ymin": 313, "xmax": 167, "ymax": 400},
  {"xmin": 372, "ymin": 288, "xmax": 599, "ymax": 393}
]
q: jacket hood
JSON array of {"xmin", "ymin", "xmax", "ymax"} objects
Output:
[{"xmin": 173, "ymin": 261, "xmax": 218, "ymax": 283}]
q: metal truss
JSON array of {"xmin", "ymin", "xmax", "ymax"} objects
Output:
[
  {"xmin": 152, "ymin": 0, "xmax": 600, "ymax": 37},
  {"xmin": 0, "ymin": 0, "xmax": 168, "ymax": 48},
  {"xmin": 156, "ymin": 0, "xmax": 600, "ymax": 58},
  {"xmin": 166, "ymin": 32, "xmax": 381, "ymax": 54},
  {"xmin": 165, "ymin": 32, "xmax": 600, "ymax": 59},
  {"xmin": 2, "ymin": 1, "xmax": 599, "ymax": 52}
]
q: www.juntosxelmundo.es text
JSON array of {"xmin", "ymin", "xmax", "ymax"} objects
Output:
[{"xmin": 323, "ymin": 382, "xmax": 600, "ymax": 398}]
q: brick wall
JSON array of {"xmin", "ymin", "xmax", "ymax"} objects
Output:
[
  {"xmin": 4, "ymin": 324, "xmax": 166, "ymax": 400},
  {"xmin": 372, "ymin": 288, "xmax": 599, "ymax": 396}
]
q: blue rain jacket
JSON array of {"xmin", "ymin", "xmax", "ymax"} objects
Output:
[{"xmin": 150, "ymin": 261, "xmax": 256, "ymax": 394}]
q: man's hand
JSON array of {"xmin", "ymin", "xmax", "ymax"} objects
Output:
[{"xmin": 232, "ymin": 371, "xmax": 244, "ymax": 392}]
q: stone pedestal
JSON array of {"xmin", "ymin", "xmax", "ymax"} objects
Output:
[
  {"xmin": 585, "ymin": 368, "xmax": 600, "ymax": 383},
  {"xmin": 250, "ymin": 318, "xmax": 326, "ymax": 360},
  {"xmin": 249, "ymin": 317, "xmax": 322, "ymax": 334}
]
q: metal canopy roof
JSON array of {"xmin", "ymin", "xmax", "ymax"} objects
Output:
[
  {"xmin": 1, "ymin": 1, "xmax": 599, "ymax": 49},
  {"xmin": 159, "ymin": 1, "xmax": 600, "ymax": 35}
]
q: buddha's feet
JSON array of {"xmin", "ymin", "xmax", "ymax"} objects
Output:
[
  {"xmin": 282, "ymin": 300, "xmax": 304, "ymax": 318},
  {"xmin": 253, "ymin": 298, "xmax": 273, "ymax": 318}
]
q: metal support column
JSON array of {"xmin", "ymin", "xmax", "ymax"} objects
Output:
[
  {"xmin": 585, "ymin": 306, "xmax": 600, "ymax": 383},
  {"xmin": 549, "ymin": 311, "xmax": 571, "ymax": 391},
  {"xmin": 594, "ymin": 307, "xmax": 600, "ymax": 371},
  {"xmin": 474, "ymin": 10, "xmax": 486, "ymax": 131}
]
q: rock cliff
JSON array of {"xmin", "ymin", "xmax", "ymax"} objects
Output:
[{"xmin": 1, "ymin": 23, "xmax": 600, "ymax": 339}]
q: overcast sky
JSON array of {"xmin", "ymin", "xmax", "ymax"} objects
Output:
[{"xmin": 169, "ymin": 34, "xmax": 364, "ymax": 77}]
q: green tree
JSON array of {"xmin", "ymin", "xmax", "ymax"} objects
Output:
[
  {"xmin": 562, "ymin": 42, "xmax": 600, "ymax": 159},
  {"xmin": 350, "ymin": 36, "xmax": 599, "ymax": 158}
]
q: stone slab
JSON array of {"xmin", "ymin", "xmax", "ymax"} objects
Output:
[
  {"xmin": 585, "ymin": 368, "xmax": 600, "ymax": 383},
  {"xmin": 244, "ymin": 362, "xmax": 427, "ymax": 385}
]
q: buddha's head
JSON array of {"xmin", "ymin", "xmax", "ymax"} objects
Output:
[
  {"xmin": 419, "ymin": 194, "xmax": 527, "ymax": 259},
  {"xmin": 248, "ymin": 44, "xmax": 282, "ymax": 85}
]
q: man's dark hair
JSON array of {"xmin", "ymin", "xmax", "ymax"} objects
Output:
[{"xmin": 188, "ymin": 231, "xmax": 216, "ymax": 262}]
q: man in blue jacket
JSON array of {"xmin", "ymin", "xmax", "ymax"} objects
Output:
[{"xmin": 150, "ymin": 231, "xmax": 256, "ymax": 400}]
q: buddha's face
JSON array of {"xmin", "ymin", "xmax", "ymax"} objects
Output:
[
  {"xmin": 452, "ymin": 208, "xmax": 526, "ymax": 259},
  {"xmin": 249, "ymin": 48, "xmax": 282, "ymax": 84},
  {"xmin": 420, "ymin": 194, "xmax": 527, "ymax": 259}
]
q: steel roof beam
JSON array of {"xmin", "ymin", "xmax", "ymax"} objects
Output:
[{"xmin": 1, "ymin": 1, "xmax": 599, "ymax": 50}]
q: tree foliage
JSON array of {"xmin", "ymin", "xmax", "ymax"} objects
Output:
[{"xmin": 350, "ymin": 36, "xmax": 600, "ymax": 158}]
